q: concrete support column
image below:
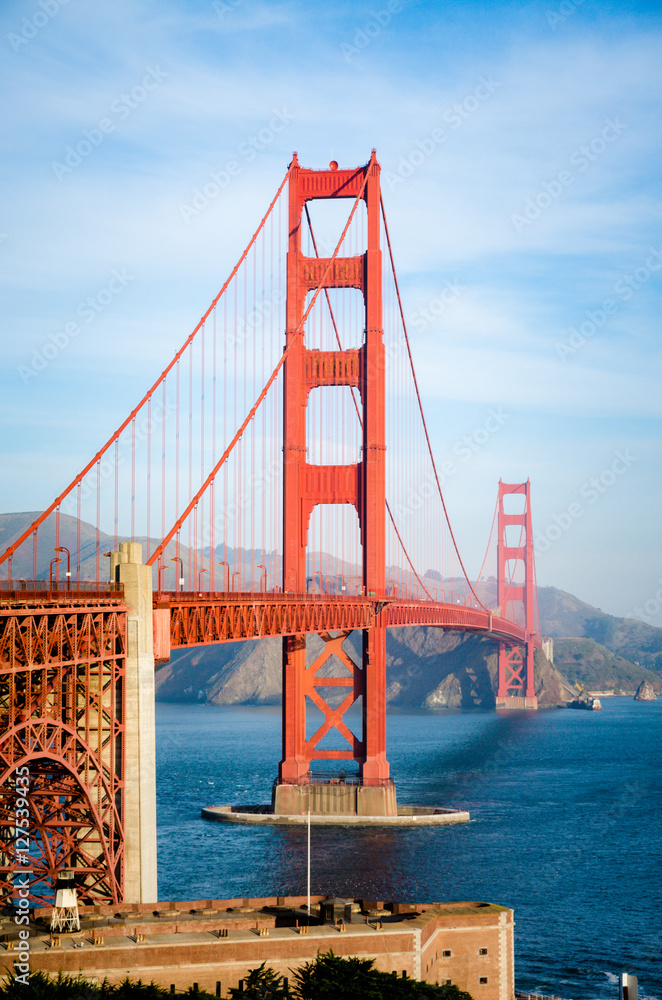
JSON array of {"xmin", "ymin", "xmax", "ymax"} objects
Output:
[{"xmin": 110, "ymin": 542, "xmax": 158, "ymax": 904}]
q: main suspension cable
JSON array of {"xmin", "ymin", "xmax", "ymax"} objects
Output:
[{"xmin": 380, "ymin": 194, "xmax": 490, "ymax": 613}]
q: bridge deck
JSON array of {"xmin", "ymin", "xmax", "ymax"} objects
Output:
[
  {"xmin": 152, "ymin": 591, "xmax": 530, "ymax": 660},
  {"xmin": 0, "ymin": 590, "xmax": 532, "ymax": 667}
]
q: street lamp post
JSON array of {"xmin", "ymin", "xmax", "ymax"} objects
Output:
[
  {"xmin": 218, "ymin": 561, "xmax": 230, "ymax": 592},
  {"xmin": 256, "ymin": 564, "xmax": 267, "ymax": 593},
  {"xmin": 49, "ymin": 557, "xmax": 61, "ymax": 587},
  {"xmin": 232, "ymin": 571, "xmax": 241, "ymax": 592},
  {"xmin": 55, "ymin": 547, "xmax": 71, "ymax": 587},
  {"xmin": 198, "ymin": 567, "xmax": 207, "ymax": 593},
  {"xmin": 171, "ymin": 556, "xmax": 184, "ymax": 592}
]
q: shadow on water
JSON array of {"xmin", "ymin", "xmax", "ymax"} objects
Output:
[{"xmin": 155, "ymin": 700, "xmax": 662, "ymax": 1000}]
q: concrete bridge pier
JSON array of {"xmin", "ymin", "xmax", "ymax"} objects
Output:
[{"xmin": 109, "ymin": 542, "xmax": 158, "ymax": 904}]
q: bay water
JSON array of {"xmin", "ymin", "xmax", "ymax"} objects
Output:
[{"xmin": 156, "ymin": 698, "xmax": 661, "ymax": 1000}]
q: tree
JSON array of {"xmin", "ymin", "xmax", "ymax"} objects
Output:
[
  {"xmin": 0, "ymin": 972, "xmax": 210, "ymax": 999},
  {"xmin": 227, "ymin": 962, "xmax": 291, "ymax": 998},
  {"xmin": 290, "ymin": 951, "xmax": 475, "ymax": 999},
  {"xmin": 1, "ymin": 957, "xmax": 475, "ymax": 999}
]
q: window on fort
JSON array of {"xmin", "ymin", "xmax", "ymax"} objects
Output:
[
  {"xmin": 446, "ymin": 980, "xmax": 452, "ymax": 986},
  {"xmin": 442, "ymin": 950, "xmax": 452, "ymax": 957},
  {"xmin": 479, "ymin": 948, "xmax": 488, "ymax": 955},
  {"xmin": 480, "ymin": 977, "xmax": 489, "ymax": 985}
]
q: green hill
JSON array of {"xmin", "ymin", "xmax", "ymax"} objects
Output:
[
  {"xmin": 3, "ymin": 512, "xmax": 661, "ymax": 707},
  {"xmin": 549, "ymin": 637, "xmax": 661, "ymax": 694}
]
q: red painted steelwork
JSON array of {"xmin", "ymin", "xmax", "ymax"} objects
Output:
[
  {"xmin": 154, "ymin": 594, "xmax": 528, "ymax": 659},
  {"xmin": 0, "ymin": 599, "xmax": 126, "ymax": 906},
  {"xmin": 496, "ymin": 480, "xmax": 538, "ymax": 702},
  {"xmin": 0, "ymin": 157, "xmax": 546, "ymax": 908},
  {"xmin": 158, "ymin": 593, "xmax": 372, "ymax": 654},
  {"xmin": 281, "ymin": 153, "xmax": 388, "ymax": 785},
  {"xmin": 0, "ymin": 170, "xmax": 293, "ymax": 580}
]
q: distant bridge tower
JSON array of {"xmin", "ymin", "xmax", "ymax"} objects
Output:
[{"xmin": 496, "ymin": 481, "xmax": 538, "ymax": 710}]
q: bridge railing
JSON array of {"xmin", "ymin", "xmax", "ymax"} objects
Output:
[
  {"xmin": 0, "ymin": 580, "xmax": 123, "ymax": 600},
  {"xmin": 273, "ymin": 772, "xmax": 392, "ymax": 787}
]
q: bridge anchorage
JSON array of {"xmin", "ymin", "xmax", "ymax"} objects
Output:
[{"xmin": 1, "ymin": 152, "xmax": 540, "ymax": 904}]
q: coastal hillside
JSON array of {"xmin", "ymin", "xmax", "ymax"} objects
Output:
[
  {"xmin": 549, "ymin": 637, "xmax": 661, "ymax": 693},
  {"xmin": 156, "ymin": 589, "xmax": 662, "ymax": 709},
  {"xmin": 155, "ymin": 628, "xmax": 573, "ymax": 710},
  {"xmin": 538, "ymin": 586, "xmax": 662, "ymax": 671},
  {"xmin": 2, "ymin": 513, "xmax": 660, "ymax": 706}
]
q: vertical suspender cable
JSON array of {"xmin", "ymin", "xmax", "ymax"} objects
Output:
[
  {"xmin": 147, "ymin": 396, "xmax": 151, "ymax": 561},
  {"xmin": 96, "ymin": 461, "xmax": 101, "ymax": 580},
  {"xmin": 76, "ymin": 483, "xmax": 81, "ymax": 581}
]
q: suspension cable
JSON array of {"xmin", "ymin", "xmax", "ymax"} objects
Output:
[
  {"xmin": 148, "ymin": 161, "xmax": 372, "ymax": 568},
  {"xmin": 380, "ymin": 194, "xmax": 490, "ymax": 613},
  {"xmin": 303, "ymin": 206, "xmax": 434, "ymax": 601},
  {"xmin": 0, "ymin": 167, "xmax": 294, "ymax": 569}
]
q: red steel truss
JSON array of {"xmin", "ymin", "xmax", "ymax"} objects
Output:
[
  {"xmin": 0, "ymin": 154, "xmax": 544, "ymax": 905},
  {"xmin": 0, "ymin": 596, "xmax": 126, "ymax": 906},
  {"xmin": 496, "ymin": 481, "xmax": 538, "ymax": 705},
  {"xmin": 280, "ymin": 153, "xmax": 389, "ymax": 786},
  {"xmin": 154, "ymin": 593, "xmax": 528, "ymax": 660}
]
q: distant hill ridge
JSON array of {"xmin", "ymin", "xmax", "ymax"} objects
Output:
[
  {"xmin": 2, "ymin": 512, "xmax": 660, "ymax": 708},
  {"xmin": 154, "ymin": 587, "xmax": 662, "ymax": 711}
]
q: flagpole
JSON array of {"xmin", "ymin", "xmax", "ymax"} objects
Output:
[{"xmin": 307, "ymin": 809, "xmax": 311, "ymax": 914}]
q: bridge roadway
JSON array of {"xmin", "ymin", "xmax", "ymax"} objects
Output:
[
  {"xmin": 0, "ymin": 587, "xmax": 531, "ymax": 669},
  {"xmin": 153, "ymin": 591, "xmax": 529, "ymax": 661}
]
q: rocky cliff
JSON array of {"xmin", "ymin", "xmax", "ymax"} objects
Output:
[
  {"xmin": 538, "ymin": 586, "xmax": 662, "ymax": 672},
  {"xmin": 2, "ymin": 513, "xmax": 659, "ymax": 710},
  {"xmin": 549, "ymin": 637, "xmax": 661, "ymax": 695},
  {"xmin": 155, "ymin": 628, "xmax": 570, "ymax": 710},
  {"xmin": 634, "ymin": 680, "xmax": 657, "ymax": 701},
  {"xmin": 155, "ymin": 586, "xmax": 662, "ymax": 710}
]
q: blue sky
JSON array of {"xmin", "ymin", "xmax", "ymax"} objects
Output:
[{"xmin": 1, "ymin": 0, "xmax": 661, "ymax": 623}]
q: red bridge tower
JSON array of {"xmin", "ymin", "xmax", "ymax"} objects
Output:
[
  {"xmin": 276, "ymin": 152, "xmax": 394, "ymax": 816},
  {"xmin": 496, "ymin": 480, "xmax": 538, "ymax": 710}
]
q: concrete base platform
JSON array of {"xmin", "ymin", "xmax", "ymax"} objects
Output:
[
  {"xmin": 272, "ymin": 781, "xmax": 398, "ymax": 818},
  {"xmin": 496, "ymin": 695, "xmax": 538, "ymax": 710},
  {"xmin": 201, "ymin": 804, "xmax": 470, "ymax": 826}
]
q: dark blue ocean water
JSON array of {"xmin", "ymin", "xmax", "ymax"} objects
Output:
[{"xmin": 155, "ymin": 698, "xmax": 662, "ymax": 1000}]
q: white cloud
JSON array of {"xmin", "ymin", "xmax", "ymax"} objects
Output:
[{"xmin": 1, "ymin": 0, "xmax": 661, "ymax": 621}]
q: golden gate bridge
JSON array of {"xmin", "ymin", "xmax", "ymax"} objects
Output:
[{"xmin": 0, "ymin": 152, "xmax": 540, "ymax": 907}]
